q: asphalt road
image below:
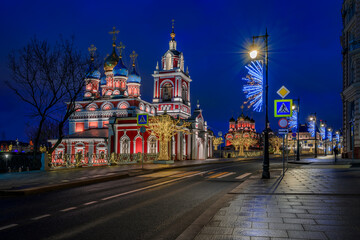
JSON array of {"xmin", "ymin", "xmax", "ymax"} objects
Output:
[{"xmin": 0, "ymin": 159, "xmax": 285, "ymax": 240}]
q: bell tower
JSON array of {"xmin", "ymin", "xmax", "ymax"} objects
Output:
[{"xmin": 152, "ymin": 20, "xmax": 191, "ymax": 119}]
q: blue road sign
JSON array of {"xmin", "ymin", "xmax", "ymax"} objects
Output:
[
  {"xmin": 274, "ymin": 99, "xmax": 293, "ymax": 117},
  {"xmin": 137, "ymin": 113, "xmax": 148, "ymax": 126}
]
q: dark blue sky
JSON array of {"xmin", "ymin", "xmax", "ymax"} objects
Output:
[{"xmin": 0, "ymin": 0, "xmax": 343, "ymax": 141}]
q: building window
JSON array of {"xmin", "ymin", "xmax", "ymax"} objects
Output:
[
  {"xmin": 75, "ymin": 122, "xmax": 84, "ymax": 132},
  {"xmin": 162, "ymin": 83, "xmax": 173, "ymax": 101},
  {"xmin": 149, "ymin": 138, "xmax": 157, "ymax": 154},
  {"xmin": 89, "ymin": 121, "xmax": 98, "ymax": 128},
  {"xmin": 182, "ymin": 84, "xmax": 187, "ymax": 103},
  {"xmin": 121, "ymin": 138, "xmax": 130, "ymax": 154}
]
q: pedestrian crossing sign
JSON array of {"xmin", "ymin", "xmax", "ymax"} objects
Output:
[
  {"xmin": 137, "ymin": 113, "xmax": 148, "ymax": 126},
  {"xmin": 274, "ymin": 99, "xmax": 293, "ymax": 117}
]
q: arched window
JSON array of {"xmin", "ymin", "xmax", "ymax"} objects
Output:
[
  {"xmin": 181, "ymin": 84, "xmax": 187, "ymax": 103},
  {"xmin": 120, "ymin": 137, "xmax": 130, "ymax": 154},
  {"xmin": 162, "ymin": 83, "xmax": 173, "ymax": 101},
  {"xmin": 166, "ymin": 53, "xmax": 172, "ymax": 70},
  {"xmin": 148, "ymin": 136, "xmax": 157, "ymax": 154}
]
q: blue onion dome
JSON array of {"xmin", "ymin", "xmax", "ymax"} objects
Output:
[
  {"xmin": 100, "ymin": 75, "xmax": 106, "ymax": 85},
  {"xmin": 104, "ymin": 47, "xmax": 119, "ymax": 72},
  {"xmin": 127, "ymin": 68, "xmax": 141, "ymax": 83},
  {"xmin": 85, "ymin": 62, "xmax": 100, "ymax": 79},
  {"xmin": 113, "ymin": 58, "xmax": 128, "ymax": 77}
]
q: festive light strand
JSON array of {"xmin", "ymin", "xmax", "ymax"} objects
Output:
[{"xmin": 242, "ymin": 60, "xmax": 264, "ymax": 112}]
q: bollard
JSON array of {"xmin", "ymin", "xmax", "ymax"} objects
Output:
[
  {"xmin": 27, "ymin": 166, "xmax": 29, "ymax": 171},
  {"xmin": 8, "ymin": 167, "xmax": 11, "ymax": 173},
  {"xmin": 19, "ymin": 167, "xmax": 22, "ymax": 172}
]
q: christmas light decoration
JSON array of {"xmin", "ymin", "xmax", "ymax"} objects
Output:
[
  {"xmin": 270, "ymin": 136, "xmax": 282, "ymax": 154},
  {"xmin": 308, "ymin": 120, "xmax": 315, "ymax": 137},
  {"xmin": 229, "ymin": 133, "xmax": 257, "ymax": 156},
  {"xmin": 320, "ymin": 125, "xmax": 326, "ymax": 140},
  {"xmin": 213, "ymin": 137, "xmax": 223, "ymax": 151},
  {"xmin": 327, "ymin": 130, "xmax": 332, "ymax": 142},
  {"xmin": 288, "ymin": 110, "xmax": 297, "ymax": 132},
  {"xmin": 242, "ymin": 60, "xmax": 264, "ymax": 112},
  {"xmin": 148, "ymin": 114, "xmax": 191, "ymax": 161}
]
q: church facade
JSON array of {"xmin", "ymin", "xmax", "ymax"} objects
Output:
[{"xmin": 50, "ymin": 25, "xmax": 213, "ymax": 165}]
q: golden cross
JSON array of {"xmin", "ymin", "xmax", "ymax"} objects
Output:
[
  {"xmin": 109, "ymin": 26, "xmax": 120, "ymax": 45},
  {"xmin": 172, "ymin": 19, "xmax": 175, "ymax": 30},
  {"xmin": 88, "ymin": 44, "xmax": 97, "ymax": 60},
  {"xmin": 240, "ymin": 105, "xmax": 244, "ymax": 111},
  {"xmin": 117, "ymin": 42, "xmax": 125, "ymax": 58},
  {"xmin": 130, "ymin": 50, "xmax": 138, "ymax": 67}
]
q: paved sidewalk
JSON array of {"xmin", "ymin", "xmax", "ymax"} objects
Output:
[
  {"xmin": 0, "ymin": 157, "xmax": 251, "ymax": 195},
  {"xmin": 193, "ymin": 162, "xmax": 360, "ymax": 239}
]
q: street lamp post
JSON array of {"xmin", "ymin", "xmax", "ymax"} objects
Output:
[{"xmin": 249, "ymin": 29, "xmax": 270, "ymax": 179}]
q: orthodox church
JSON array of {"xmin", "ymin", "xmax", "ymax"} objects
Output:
[
  {"xmin": 50, "ymin": 24, "xmax": 213, "ymax": 164},
  {"xmin": 225, "ymin": 113, "xmax": 258, "ymax": 146}
]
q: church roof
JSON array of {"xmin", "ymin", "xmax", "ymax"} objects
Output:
[
  {"xmin": 113, "ymin": 58, "xmax": 128, "ymax": 77},
  {"xmin": 104, "ymin": 47, "xmax": 119, "ymax": 72}
]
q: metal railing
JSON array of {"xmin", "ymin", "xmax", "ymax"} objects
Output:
[{"xmin": 50, "ymin": 153, "xmax": 159, "ymax": 169}]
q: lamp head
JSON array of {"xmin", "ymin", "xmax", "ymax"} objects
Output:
[{"xmin": 249, "ymin": 49, "xmax": 258, "ymax": 59}]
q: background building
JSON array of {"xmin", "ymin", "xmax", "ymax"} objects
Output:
[{"xmin": 341, "ymin": 0, "xmax": 360, "ymax": 158}]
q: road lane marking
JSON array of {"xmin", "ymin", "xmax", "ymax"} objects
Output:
[
  {"xmin": 235, "ymin": 173, "xmax": 252, "ymax": 179},
  {"xmin": 208, "ymin": 172, "xmax": 229, "ymax": 179},
  {"xmin": 31, "ymin": 214, "xmax": 51, "ymax": 220},
  {"xmin": 0, "ymin": 224, "xmax": 18, "ymax": 231},
  {"xmin": 101, "ymin": 171, "xmax": 206, "ymax": 201},
  {"xmin": 60, "ymin": 207, "xmax": 77, "ymax": 212},
  {"xmin": 61, "ymin": 180, "xmax": 69, "ymax": 182},
  {"xmin": 83, "ymin": 201, "xmax": 97, "ymax": 206},
  {"xmin": 217, "ymin": 172, "xmax": 235, "ymax": 178}
]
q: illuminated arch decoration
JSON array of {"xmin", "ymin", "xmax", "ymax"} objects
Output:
[
  {"xmin": 86, "ymin": 103, "xmax": 98, "ymax": 111},
  {"xmin": 242, "ymin": 60, "xmax": 264, "ymax": 112},
  {"xmin": 145, "ymin": 105, "xmax": 150, "ymax": 112},
  {"xmin": 113, "ymin": 90, "xmax": 120, "ymax": 95},
  {"xmin": 101, "ymin": 102, "xmax": 114, "ymax": 111},
  {"xmin": 105, "ymin": 90, "xmax": 113, "ymax": 96},
  {"xmin": 75, "ymin": 104, "xmax": 83, "ymax": 112},
  {"xmin": 117, "ymin": 101, "xmax": 130, "ymax": 109},
  {"xmin": 139, "ymin": 103, "xmax": 145, "ymax": 111},
  {"xmin": 150, "ymin": 107, "xmax": 155, "ymax": 114},
  {"xmin": 84, "ymin": 92, "xmax": 92, "ymax": 98}
]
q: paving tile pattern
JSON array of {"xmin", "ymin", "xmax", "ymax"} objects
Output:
[{"xmin": 195, "ymin": 167, "xmax": 360, "ymax": 240}]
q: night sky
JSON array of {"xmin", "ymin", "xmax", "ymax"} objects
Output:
[{"xmin": 0, "ymin": 0, "xmax": 343, "ymax": 141}]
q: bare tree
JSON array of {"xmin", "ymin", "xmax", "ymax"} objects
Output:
[{"xmin": 7, "ymin": 37, "xmax": 91, "ymax": 157}]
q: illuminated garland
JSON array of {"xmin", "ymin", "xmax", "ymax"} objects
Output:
[
  {"xmin": 242, "ymin": 60, "xmax": 264, "ymax": 112},
  {"xmin": 308, "ymin": 120, "xmax": 315, "ymax": 137},
  {"xmin": 288, "ymin": 110, "xmax": 297, "ymax": 132}
]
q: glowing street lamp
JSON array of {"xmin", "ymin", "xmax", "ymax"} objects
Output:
[
  {"xmin": 248, "ymin": 29, "xmax": 270, "ymax": 179},
  {"xmin": 249, "ymin": 50, "xmax": 258, "ymax": 59}
]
